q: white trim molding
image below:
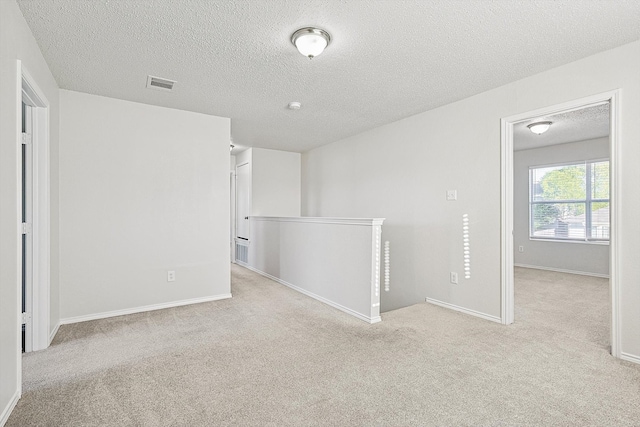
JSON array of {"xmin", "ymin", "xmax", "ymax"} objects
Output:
[
  {"xmin": 235, "ymin": 259, "xmax": 249, "ymax": 268},
  {"xmin": 21, "ymin": 62, "xmax": 52, "ymax": 353},
  {"xmin": 501, "ymin": 90, "xmax": 621, "ymax": 359},
  {"xmin": 60, "ymin": 294, "xmax": 232, "ymax": 325},
  {"xmin": 500, "ymin": 115, "xmax": 514, "ymax": 325},
  {"xmin": 251, "ymin": 216, "xmax": 385, "ymax": 227},
  {"xmin": 608, "ymin": 91, "xmax": 621, "ymax": 359},
  {"xmin": 514, "ymin": 264, "xmax": 609, "ymax": 279},
  {"xmin": 49, "ymin": 322, "xmax": 60, "ymax": 345},
  {"xmin": 426, "ymin": 298, "xmax": 502, "ymax": 324},
  {"xmin": 242, "ymin": 264, "xmax": 381, "ymax": 324},
  {"xmin": 370, "ymin": 224, "xmax": 383, "ymax": 313},
  {"xmin": 0, "ymin": 389, "xmax": 20, "ymax": 427},
  {"xmin": 621, "ymin": 352, "xmax": 640, "ymax": 365}
]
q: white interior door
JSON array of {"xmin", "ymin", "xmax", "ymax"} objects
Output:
[
  {"xmin": 21, "ymin": 101, "xmax": 33, "ymax": 353},
  {"xmin": 236, "ymin": 162, "xmax": 250, "ymax": 240},
  {"xmin": 20, "ymin": 64, "xmax": 52, "ymax": 354},
  {"xmin": 230, "ymin": 171, "xmax": 236, "ymax": 261}
]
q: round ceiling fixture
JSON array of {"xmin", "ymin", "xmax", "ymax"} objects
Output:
[
  {"xmin": 527, "ymin": 121, "xmax": 552, "ymax": 135},
  {"xmin": 288, "ymin": 101, "xmax": 302, "ymax": 110},
  {"xmin": 291, "ymin": 27, "xmax": 331, "ymax": 59}
]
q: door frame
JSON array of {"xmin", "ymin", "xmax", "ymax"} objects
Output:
[
  {"xmin": 19, "ymin": 62, "xmax": 51, "ymax": 354},
  {"xmin": 230, "ymin": 170, "xmax": 236, "ymax": 262},
  {"xmin": 500, "ymin": 89, "xmax": 620, "ymax": 357},
  {"xmin": 235, "ymin": 161, "xmax": 250, "ymax": 241},
  {"xmin": 22, "ymin": 100, "xmax": 34, "ymax": 353}
]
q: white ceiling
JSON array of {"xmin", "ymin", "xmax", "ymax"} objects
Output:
[
  {"xmin": 17, "ymin": 0, "xmax": 640, "ymax": 154},
  {"xmin": 514, "ymin": 103, "xmax": 610, "ymax": 151}
]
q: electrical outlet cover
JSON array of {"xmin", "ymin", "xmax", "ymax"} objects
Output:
[{"xmin": 450, "ymin": 272, "xmax": 458, "ymax": 284}]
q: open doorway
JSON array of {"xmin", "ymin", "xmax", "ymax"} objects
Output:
[
  {"xmin": 500, "ymin": 90, "xmax": 621, "ymax": 358},
  {"xmin": 512, "ymin": 104, "xmax": 611, "ymax": 352}
]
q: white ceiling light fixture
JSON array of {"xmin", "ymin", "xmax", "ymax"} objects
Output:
[
  {"xmin": 288, "ymin": 101, "xmax": 302, "ymax": 110},
  {"xmin": 527, "ymin": 121, "xmax": 552, "ymax": 135},
  {"xmin": 291, "ymin": 27, "xmax": 331, "ymax": 59}
]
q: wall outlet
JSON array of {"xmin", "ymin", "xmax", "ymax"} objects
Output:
[
  {"xmin": 518, "ymin": 245, "xmax": 524, "ymax": 253},
  {"xmin": 446, "ymin": 190, "xmax": 457, "ymax": 201},
  {"xmin": 450, "ymin": 272, "xmax": 458, "ymax": 284},
  {"xmin": 167, "ymin": 270, "xmax": 176, "ymax": 282}
]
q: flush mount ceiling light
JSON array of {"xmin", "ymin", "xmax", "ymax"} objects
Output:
[
  {"xmin": 288, "ymin": 101, "xmax": 302, "ymax": 110},
  {"xmin": 291, "ymin": 27, "xmax": 331, "ymax": 59},
  {"xmin": 527, "ymin": 121, "xmax": 552, "ymax": 135}
]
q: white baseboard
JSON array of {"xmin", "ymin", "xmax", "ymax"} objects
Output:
[
  {"xmin": 514, "ymin": 263, "xmax": 609, "ymax": 279},
  {"xmin": 241, "ymin": 264, "xmax": 381, "ymax": 324},
  {"xmin": 621, "ymin": 352, "xmax": 640, "ymax": 365},
  {"xmin": 49, "ymin": 322, "xmax": 60, "ymax": 345},
  {"xmin": 60, "ymin": 293, "xmax": 233, "ymax": 325},
  {"xmin": 426, "ymin": 298, "xmax": 502, "ymax": 324},
  {"xmin": 0, "ymin": 389, "xmax": 20, "ymax": 427}
]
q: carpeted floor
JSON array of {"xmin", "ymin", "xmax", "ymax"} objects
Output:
[{"xmin": 7, "ymin": 265, "xmax": 640, "ymax": 426}]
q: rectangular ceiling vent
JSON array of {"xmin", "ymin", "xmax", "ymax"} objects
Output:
[{"xmin": 146, "ymin": 75, "xmax": 176, "ymax": 92}]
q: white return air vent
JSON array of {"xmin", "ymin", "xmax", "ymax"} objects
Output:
[
  {"xmin": 146, "ymin": 75, "xmax": 176, "ymax": 92},
  {"xmin": 235, "ymin": 242, "xmax": 249, "ymax": 264}
]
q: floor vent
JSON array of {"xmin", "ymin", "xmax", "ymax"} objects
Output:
[
  {"xmin": 146, "ymin": 75, "xmax": 176, "ymax": 91},
  {"xmin": 236, "ymin": 243, "xmax": 248, "ymax": 263}
]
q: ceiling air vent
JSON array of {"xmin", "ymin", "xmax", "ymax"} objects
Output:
[{"xmin": 146, "ymin": 75, "xmax": 176, "ymax": 92}]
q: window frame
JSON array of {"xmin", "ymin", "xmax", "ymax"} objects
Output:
[{"xmin": 528, "ymin": 158, "xmax": 609, "ymax": 244}]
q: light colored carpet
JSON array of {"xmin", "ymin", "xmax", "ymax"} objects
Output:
[{"xmin": 7, "ymin": 265, "xmax": 640, "ymax": 426}]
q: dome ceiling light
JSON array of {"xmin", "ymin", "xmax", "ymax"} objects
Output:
[
  {"xmin": 291, "ymin": 27, "xmax": 331, "ymax": 59},
  {"xmin": 527, "ymin": 121, "xmax": 552, "ymax": 135}
]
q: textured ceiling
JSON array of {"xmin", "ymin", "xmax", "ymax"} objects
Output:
[
  {"xmin": 514, "ymin": 103, "xmax": 610, "ymax": 151},
  {"xmin": 17, "ymin": 0, "xmax": 640, "ymax": 154}
]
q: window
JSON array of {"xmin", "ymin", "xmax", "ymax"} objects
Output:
[{"xmin": 529, "ymin": 160, "xmax": 609, "ymax": 242}]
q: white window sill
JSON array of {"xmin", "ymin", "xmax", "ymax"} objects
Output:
[{"xmin": 529, "ymin": 238, "xmax": 609, "ymax": 246}]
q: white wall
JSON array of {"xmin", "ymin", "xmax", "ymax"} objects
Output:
[
  {"xmin": 514, "ymin": 138, "xmax": 609, "ymax": 276},
  {"xmin": 251, "ymin": 148, "xmax": 301, "ymax": 217},
  {"xmin": 0, "ymin": 0, "xmax": 60, "ymax": 422},
  {"xmin": 233, "ymin": 147, "xmax": 301, "ymax": 247},
  {"xmin": 235, "ymin": 148, "xmax": 301, "ymax": 217},
  {"xmin": 59, "ymin": 90, "xmax": 230, "ymax": 320},
  {"xmin": 302, "ymin": 40, "xmax": 640, "ymax": 360},
  {"xmin": 302, "ymin": 92, "xmax": 504, "ymax": 318},
  {"xmin": 248, "ymin": 217, "xmax": 383, "ymax": 323},
  {"xmin": 235, "ymin": 149, "xmax": 250, "ymax": 169}
]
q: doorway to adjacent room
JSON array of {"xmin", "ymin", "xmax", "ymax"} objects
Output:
[{"xmin": 500, "ymin": 90, "xmax": 620, "ymax": 358}]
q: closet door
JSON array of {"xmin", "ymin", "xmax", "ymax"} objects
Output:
[{"xmin": 236, "ymin": 162, "xmax": 250, "ymax": 240}]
